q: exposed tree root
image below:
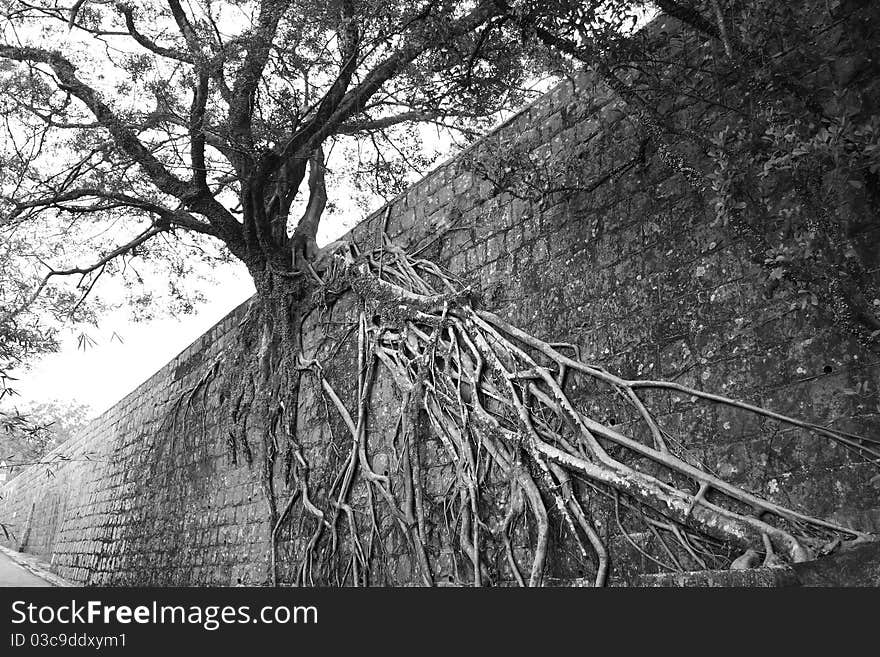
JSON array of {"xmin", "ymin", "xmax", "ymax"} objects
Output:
[
  {"xmin": 167, "ymin": 238, "xmax": 877, "ymax": 586},
  {"xmin": 304, "ymin": 239, "xmax": 875, "ymax": 584}
]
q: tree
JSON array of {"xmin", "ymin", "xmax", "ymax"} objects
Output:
[
  {"xmin": 1, "ymin": 0, "xmax": 877, "ymax": 586},
  {"xmin": 0, "ymin": 0, "xmax": 537, "ymax": 566}
]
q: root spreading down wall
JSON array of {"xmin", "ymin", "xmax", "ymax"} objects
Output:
[{"xmin": 2, "ymin": 16, "xmax": 879, "ymax": 586}]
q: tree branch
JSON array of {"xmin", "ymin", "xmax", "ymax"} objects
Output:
[
  {"xmin": 336, "ymin": 110, "xmax": 448, "ymax": 135},
  {"xmin": 189, "ymin": 72, "xmax": 210, "ymax": 191},
  {"xmin": 165, "ymin": 0, "xmax": 207, "ymax": 59},
  {"xmin": 264, "ymin": 0, "xmax": 499, "ymax": 184},
  {"xmin": 0, "ymin": 44, "xmax": 245, "ymax": 252},
  {"xmin": 653, "ymin": 0, "xmax": 721, "ymax": 39},
  {"xmin": 227, "ymin": 0, "xmax": 293, "ymax": 165},
  {"xmin": 4, "ymin": 187, "xmax": 219, "ymax": 236},
  {"xmin": 0, "ymin": 44, "xmax": 191, "ymax": 199},
  {"xmin": 0, "ymin": 224, "xmax": 167, "ymax": 325},
  {"xmin": 291, "ymin": 146, "xmax": 326, "ymax": 269},
  {"xmin": 113, "ymin": 2, "xmax": 194, "ymax": 63}
]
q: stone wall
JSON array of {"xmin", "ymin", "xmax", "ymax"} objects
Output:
[
  {"xmin": 2, "ymin": 12, "xmax": 878, "ymax": 586},
  {"xmin": 0, "ymin": 304, "xmax": 270, "ymax": 585}
]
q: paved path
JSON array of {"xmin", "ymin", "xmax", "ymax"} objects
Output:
[{"xmin": 0, "ymin": 549, "xmax": 53, "ymax": 587}]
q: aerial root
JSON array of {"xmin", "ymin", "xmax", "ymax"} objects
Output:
[{"xmin": 248, "ymin": 241, "xmax": 876, "ymax": 586}]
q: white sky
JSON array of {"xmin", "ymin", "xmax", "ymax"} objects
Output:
[{"xmin": 4, "ymin": 119, "xmax": 540, "ymax": 418}]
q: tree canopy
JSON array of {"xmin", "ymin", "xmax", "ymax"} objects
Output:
[{"xmin": 1, "ymin": 0, "xmax": 541, "ymax": 366}]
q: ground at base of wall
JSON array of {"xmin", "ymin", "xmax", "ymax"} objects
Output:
[
  {"xmin": 0, "ymin": 545, "xmax": 73, "ymax": 587},
  {"xmin": 629, "ymin": 541, "xmax": 880, "ymax": 587},
  {"xmin": 5, "ymin": 542, "xmax": 877, "ymax": 589}
]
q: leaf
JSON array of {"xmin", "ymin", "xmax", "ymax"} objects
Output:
[
  {"xmin": 769, "ymin": 267, "xmax": 785, "ymax": 281},
  {"xmin": 76, "ymin": 332, "xmax": 97, "ymax": 351}
]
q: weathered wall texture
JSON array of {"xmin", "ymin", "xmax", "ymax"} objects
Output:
[{"xmin": 2, "ymin": 14, "xmax": 878, "ymax": 586}]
